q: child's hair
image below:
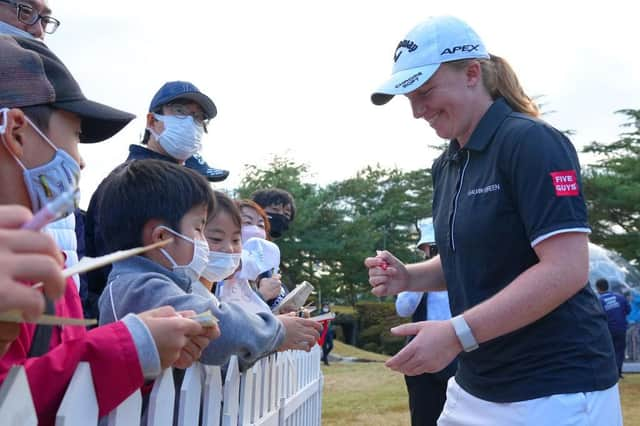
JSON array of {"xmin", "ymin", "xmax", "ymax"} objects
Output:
[
  {"xmin": 250, "ymin": 188, "xmax": 296, "ymax": 222},
  {"xmin": 235, "ymin": 199, "xmax": 271, "ymax": 239},
  {"xmin": 209, "ymin": 190, "xmax": 242, "ymax": 230},
  {"xmin": 98, "ymin": 159, "xmax": 215, "ymax": 252}
]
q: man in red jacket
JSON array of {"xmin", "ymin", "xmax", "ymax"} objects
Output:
[{"xmin": 0, "ymin": 35, "xmax": 219, "ymax": 425}]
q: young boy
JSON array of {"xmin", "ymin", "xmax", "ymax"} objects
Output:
[
  {"xmin": 0, "ymin": 35, "xmax": 218, "ymax": 425},
  {"xmin": 97, "ymin": 160, "xmax": 315, "ymax": 368}
]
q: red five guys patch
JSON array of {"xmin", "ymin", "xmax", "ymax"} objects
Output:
[{"xmin": 550, "ymin": 170, "xmax": 579, "ymax": 196}]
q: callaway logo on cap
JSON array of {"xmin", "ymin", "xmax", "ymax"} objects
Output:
[{"xmin": 371, "ymin": 16, "xmax": 489, "ymax": 106}]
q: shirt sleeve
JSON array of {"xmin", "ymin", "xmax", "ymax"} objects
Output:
[
  {"xmin": 503, "ymin": 121, "xmax": 591, "ymax": 247},
  {"xmin": 121, "ymin": 313, "xmax": 161, "ymax": 380},
  {"xmin": 395, "ymin": 292, "xmax": 423, "ymax": 317}
]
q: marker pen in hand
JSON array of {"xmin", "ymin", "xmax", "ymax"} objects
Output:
[
  {"xmin": 376, "ymin": 250, "xmax": 389, "ymax": 270},
  {"xmin": 21, "ymin": 190, "xmax": 77, "ymax": 231}
]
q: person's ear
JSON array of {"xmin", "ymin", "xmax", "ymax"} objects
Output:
[
  {"xmin": 143, "ymin": 219, "xmax": 170, "ymax": 246},
  {"xmin": 465, "ymin": 60, "xmax": 482, "ymax": 88},
  {"xmin": 146, "ymin": 112, "xmax": 164, "ymax": 135},
  {"xmin": 1, "ymin": 108, "xmax": 29, "ymax": 159}
]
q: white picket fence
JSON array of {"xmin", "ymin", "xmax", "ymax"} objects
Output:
[{"xmin": 0, "ymin": 346, "xmax": 323, "ymax": 426}]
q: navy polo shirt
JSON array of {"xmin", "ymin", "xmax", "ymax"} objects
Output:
[{"xmin": 432, "ymin": 98, "xmax": 617, "ymax": 402}]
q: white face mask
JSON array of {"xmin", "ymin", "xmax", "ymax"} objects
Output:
[
  {"xmin": 157, "ymin": 226, "xmax": 209, "ymax": 283},
  {"xmin": 201, "ymin": 250, "xmax": 242, "ymax": 282},
  {"xmin": 148, "ymin": 113, "xmax": 203, "ymax": 161},
  {"xmin": 241, "ymin": 225, "xmax": 267, "ymax": 243}
]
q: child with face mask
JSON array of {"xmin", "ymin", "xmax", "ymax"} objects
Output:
[
  {"xmin": 97, "ymin": 160, "xmax": 299, "ymax": 369},
  {"xmin": 0, "ymin": 37, "xmax": 217, "ymax": 426},
  {"xmin": 199, "ymin": 194, "xmax": 266, "ymax": 314},
  {"xmin": 202, "ymin": 192, "xmax": 322, "ymax": 351}
]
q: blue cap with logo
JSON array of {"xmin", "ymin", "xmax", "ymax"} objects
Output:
[
  {"xmin": 371, "ymin": 16, "xmax": 489, "ymax": 106},
  {"xmin": 149, "ymin": 81, "xmax": 217, "ymax": 119}
]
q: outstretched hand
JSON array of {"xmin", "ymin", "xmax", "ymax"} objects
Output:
[
  {"xmin": 278, "ymin": 313, "xmax": 323, "ymax": 352},
  {"xmin": 385, "ymin": 320, "xmax": 461, "ymax": 376},
  {"xmin": 139, "ymin": 306, "xmax": 216, "ymax": 370}
]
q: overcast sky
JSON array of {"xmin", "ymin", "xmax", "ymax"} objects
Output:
[{"xmin": 46, "ymin": 1, "xmax": 639, "ymax": 208}]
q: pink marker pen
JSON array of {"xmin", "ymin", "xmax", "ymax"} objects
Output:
[
  {"xmin": 376, "ymin": 250, "xmax": 389, "ymax": 270},
  {"xmin": 21, "ymin": 190, "xmax": 77, "ymax": 231}
]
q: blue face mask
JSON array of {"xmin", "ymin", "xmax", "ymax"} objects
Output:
[{"xmin": 0, "ymin": 108, "xmax": 81, "ymax": 213}]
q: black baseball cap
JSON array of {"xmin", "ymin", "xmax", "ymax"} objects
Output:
[{"xmin": 0, "ymin": 36, "xmax": 135, "ymax": 143}]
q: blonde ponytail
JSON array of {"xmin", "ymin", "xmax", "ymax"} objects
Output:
[
  {"xmin": 448, "ymin": 55, "xmax": 539, "ymax": 118},
  {"xmin": 481, "ymin": 54, "xmax": 539, "ymax": 117}
]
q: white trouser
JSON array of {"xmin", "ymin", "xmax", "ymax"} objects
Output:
[{"xmin": 437, "ymin": 377, "xmax": 622, "ymax": 426}]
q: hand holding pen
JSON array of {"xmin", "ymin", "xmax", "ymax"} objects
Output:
[
  {"xmin": 21, "ymin": 189, "xmax": 78, "ymax": 231},
  {"xmin": 0, "ymin": 205, "xmax": 66, "ymax": 323}
]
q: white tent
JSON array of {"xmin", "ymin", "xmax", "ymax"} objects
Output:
[{"xmin": 589, "ymin": 243, "xmax": 640, "ymax": 293}]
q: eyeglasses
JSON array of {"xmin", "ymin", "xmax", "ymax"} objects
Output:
[
  {"xmin": 164, "ymin": 103, "xmax": 210, "ymax": 131},
  {"xmin": 0, "ymin": 0, "xmax": 60, "ymax": 34}
]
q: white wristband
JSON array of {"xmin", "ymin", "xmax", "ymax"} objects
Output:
[{"xmin": 451, "ymin": 314, "xmax": 479, "ymax": 352}]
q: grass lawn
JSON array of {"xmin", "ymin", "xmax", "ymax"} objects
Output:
[{"xmin": 322, "ymin": 342, "xmax": 640, "ymax": 426}]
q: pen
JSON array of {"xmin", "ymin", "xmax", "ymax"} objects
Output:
[
  {"xmin": 376, "ymin": 250, "xmax": 389, "ymax": 270},
  {"xmin": 21, "ymin": 189, "xmax": 78, "ymax": 231}
]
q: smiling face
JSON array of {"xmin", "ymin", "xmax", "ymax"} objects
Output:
[
  {"xmin": 405, "ymin": 61, "xmax": 485, "ymax": 145},
  {"xmin": 205, "ymin": 210, "xmax": 242, "ymax": 254}
]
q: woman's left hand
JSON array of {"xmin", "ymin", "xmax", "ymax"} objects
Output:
[{"xmin": 385, "ymin": 320, "xmax": 462, "ymax": 375}]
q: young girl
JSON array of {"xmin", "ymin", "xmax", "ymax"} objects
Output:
[
  {"xmin": 199, "ymin": 194, "xmax": 269, "ymax": 314},
  {"xmin": 201, "ymin": 192, "xmax": 322, "ymax": 351}
]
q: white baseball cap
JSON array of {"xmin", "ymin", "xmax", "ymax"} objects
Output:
[
  {"xmin": 236, "ymin": 238, "xmax": 281, "ymax": 281},
  {"xmin": 371, "ymin": 16, "xmax": 489, "ymax": 106}
]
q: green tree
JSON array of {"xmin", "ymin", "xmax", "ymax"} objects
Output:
[{"xmin": 582, "ymin": 109, "xmax": 640, "ymax": 264}]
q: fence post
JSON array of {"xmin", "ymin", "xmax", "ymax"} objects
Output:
[
  {"xmin": 107, "ymin": 390, "xmax": 142, "ymax": 426},
  {"xmin": 56, "ymin": 362, "xmax": 98, "ymax": 426},
  {"xmin": 222, "ymin": 356, "xmax": 240, "ymax": 426},
  {"xmin": 146, "ymin": 368, "xmax": 175, "ymax": 426},
  {"xmin": 178, "ymin": 364, "xmax": 203, "ymax": 426},
  {"xmin": 267, "ymin": 354, "xmax": 276, "ymax": 416},
  {"xmin": 238, "ymin": 360, "xmax": 255, "ymax": 425},
  {"xmin": 0, "ymin": 366, "xmax": 37, "ymax": 425},
  {"xmin": 201, "ymin": 365, "xmax": 223, "ymax": 426}
]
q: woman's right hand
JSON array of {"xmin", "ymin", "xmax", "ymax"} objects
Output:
[{"xmin": 364, "ymin": 250, "xmax": 410, "ymax": 297}]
